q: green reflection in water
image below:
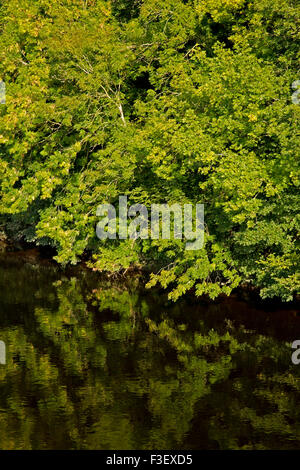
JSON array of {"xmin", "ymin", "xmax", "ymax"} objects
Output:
[{"xmin": 0, "ymin": 252, "xmax": 299, "ymax": 449}]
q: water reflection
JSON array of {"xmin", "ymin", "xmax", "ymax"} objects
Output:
[{"xmin": 0, "ymin": 251, "xmax": 299, "ymax": 449}]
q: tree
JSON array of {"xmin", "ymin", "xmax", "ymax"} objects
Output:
[{"xmin": 0, "ymin": 0, "xmax": 299, "ymax": 300}]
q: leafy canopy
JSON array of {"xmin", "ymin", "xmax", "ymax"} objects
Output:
[{"xmin": 0, "ymin": 0, "xmax": 299, "ymax": 301}]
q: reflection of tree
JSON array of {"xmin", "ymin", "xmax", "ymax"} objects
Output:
[
  {"xmin": 0, "ymin": 276, "xmax": 299, "ymax": 449},
  {"xmin": 35, "ymin": 278, "xmax": 107, "ymax": 375}
]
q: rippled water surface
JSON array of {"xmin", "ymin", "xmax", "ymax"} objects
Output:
[{"xmin": 0, "ymin": 249, "xmax": 299, "ymax": 450}]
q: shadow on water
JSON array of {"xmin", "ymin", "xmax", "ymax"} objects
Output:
[{"xmin": 0, "ymin": 249, "xmax": 299, "ymax": 450}]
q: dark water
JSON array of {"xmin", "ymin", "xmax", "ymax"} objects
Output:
[{"xmin": 0, "ymin": 249, "xmax": 299, "ymax": 450}]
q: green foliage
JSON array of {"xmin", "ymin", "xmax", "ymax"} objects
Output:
[{"xmin": 0, "ymin": 0, "xmax": 299, "ymax": 300}]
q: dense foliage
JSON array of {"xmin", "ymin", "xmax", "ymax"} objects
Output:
[{"xmin": 0, "ymin": 0, "xmax": 299, "ymax": 300}]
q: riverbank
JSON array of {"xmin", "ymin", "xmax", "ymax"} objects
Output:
[{"xmin": 0, "ymin": 239, "xmax": 299, "ymax": 322}]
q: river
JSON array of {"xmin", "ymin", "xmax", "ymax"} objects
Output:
[{"xmin": 0, "ymin": 248, "xmax": 299, "ymax": 449}]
